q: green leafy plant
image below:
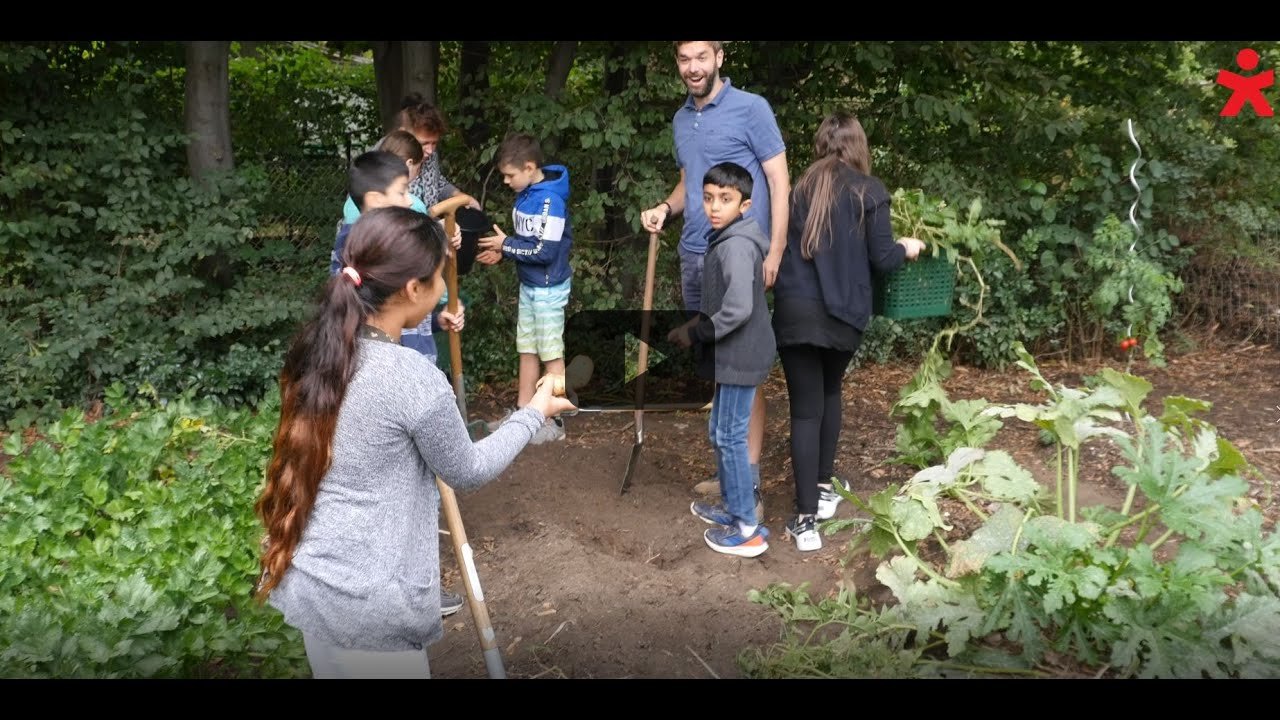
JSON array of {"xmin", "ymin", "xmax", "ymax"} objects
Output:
[
  {"xmin": 0, "ymin": 385, "xmax": 306, "ymax": 677},
  {"xmin": 746, "ymin": 349, "xmax": 1279, "ymax": 679},
  {"xmin": 891, "ymin": 190, "xmax": 1019, "ymax": 269},
  {"xmin": 985, "ymin": 342, "xmax": 1134, "ymax": 522},
  {"xmin": 1086, "ymin": 216, "xmax": 1184, "ymax": 366},
  {"xmin": 890, "ymin": 346, "xmax": 1004, "ymax": 469}
]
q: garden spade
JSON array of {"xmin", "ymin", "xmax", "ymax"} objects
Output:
[
  {"xmin": 620, "ymin": 231, "xmax": 660, "ymax": 495},
  {"xmin": 429, "ymin": 195, "xmax": 506, "ymax": 679}
]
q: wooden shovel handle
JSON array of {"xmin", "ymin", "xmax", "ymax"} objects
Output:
[
  {"xmin": 429, "ymin": 196, "xmax": 470, "ymax": 387},
  {"xmin": 634, "ymin": 232, "xmax": 660, "ymax": 439}
]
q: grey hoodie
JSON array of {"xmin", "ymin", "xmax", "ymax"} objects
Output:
[{"xmin": 692, "ymin": 216, "xmax": 777, "ymax": 386}]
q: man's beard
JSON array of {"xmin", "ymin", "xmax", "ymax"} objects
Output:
[{"xmin": 686, "ymin": 68, "xmax": 719, "ymax": 99}]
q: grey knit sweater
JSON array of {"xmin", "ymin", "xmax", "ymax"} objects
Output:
[{"xmin": 268, "ymin": 338, "xmax": 545, "ymax": 651}]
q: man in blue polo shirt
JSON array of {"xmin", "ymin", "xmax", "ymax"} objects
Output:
[{"xmin": 641, "ymin": 40, "xmax": 791, "ymax": 507}]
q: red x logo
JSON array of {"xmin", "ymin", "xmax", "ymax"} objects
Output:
[{"xmin": 1218, "ymin": 48, "xmax": 1274, "ymax": 117}]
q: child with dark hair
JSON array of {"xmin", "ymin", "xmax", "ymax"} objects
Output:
[
  {"xmin": 257, "ymin": 206, "xmax": 576, "ymax": 678},
  {"xmin": 341, "ymin": 130, "xmax": 428, "ymax": 222},
  {"xmin": 332, "ymin": 150, "xmax": 464, "ymax": 366},
  {"xmin": 669, "ymin": 162, "xmax": 776, "ymax": 557}
]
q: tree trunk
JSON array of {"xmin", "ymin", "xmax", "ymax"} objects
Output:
[
  {"xmin": 596, "ymin": 42, "xmax": 632, "ymax": 242},
  {"xmin": 458, "ymin": 41, "xmax": 492, "ymax": 147},
  {"xmin": 402, "ymin": 41, "xmax": 438, "ymax": 106},
  {"xmin": 237, "ymin": 40, "xmax": 268, "ymax": 59},
  {"xmin": 373, "ymin": 41, "xmax": 404, "ymax": 134},
  {"xmin": 544, "ymin": 41, "xmax": 577, "ymax": 100},
  {"xmin": 375, "ymin": 42, "xmax": 440, "ymax": 134},
  {"xmin": 542, "ymin": 41, "xmax": 578, "ymax": 157},
  {"xmin": 184, "ymin": 41, "xmax": 234, "ymax": 184}
]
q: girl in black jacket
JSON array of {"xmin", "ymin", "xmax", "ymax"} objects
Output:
[{"xmin": 772, "ymin": 113, "xmax": 924, "ymax": 552}]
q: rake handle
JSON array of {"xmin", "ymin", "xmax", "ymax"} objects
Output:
[{"xmin": 431, "ymin": 195, "xmax": 505, "ymax": 678}]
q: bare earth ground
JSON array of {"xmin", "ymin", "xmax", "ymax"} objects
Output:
[{"xmin": 429, "ymin": 343, "xmax": 1280, "ymax": 678}]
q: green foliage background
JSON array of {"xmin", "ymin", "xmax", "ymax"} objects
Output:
[
  {"xmin": 3, "ymin": 39, "xmax": 1279, "ymax": 678},
  {"xmin": 4, "ymin": 41, "xmax": 1278, "ymax": 422}
]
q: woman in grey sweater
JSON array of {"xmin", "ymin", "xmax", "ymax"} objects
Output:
[{"xmin": 255, "ymin": 207, "xmax": 574, "ymax": 678}]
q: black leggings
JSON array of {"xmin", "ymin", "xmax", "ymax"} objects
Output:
[{"xmin": 778, "ymin": 344, "xmax": 856, "ymax": 516}]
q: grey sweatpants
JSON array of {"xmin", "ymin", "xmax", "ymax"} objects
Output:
[{"xmin": 303, "ymin": 633, "xmax": 431, "ymax": 679}]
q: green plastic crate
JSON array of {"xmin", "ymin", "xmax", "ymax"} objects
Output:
[{"xmin": 873, "ymin": 253, "xmax": 956, "ymax": 320}]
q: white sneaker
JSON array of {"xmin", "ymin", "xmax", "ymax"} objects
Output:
[
  {"xmin": 816, "ymin": 477, "xmax": 846, "ymax": 521},
  {"xmin": 529, "ymin": 417, "xmax": 566, "ymax": 445},
  {"xmin": 785, "ymin": 515, "xmax": 822, "ymax": 552}
]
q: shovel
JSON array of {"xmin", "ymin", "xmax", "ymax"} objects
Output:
[
  {"xmin": 620, "ymin": 231, "xmax": 661, "ymax": 495},
  {"xmin": 429, "ymin": 195, "xmax": 506, "ymax": 679}
]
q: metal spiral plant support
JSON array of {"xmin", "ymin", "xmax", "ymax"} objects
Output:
[
  {"xmin": 1124, "ymin": 118, "xmax": 1142, "ymax": 370},
  {"xmin": 1110, "ymin": 118, "xmax": 1146, "ymax": 524}
]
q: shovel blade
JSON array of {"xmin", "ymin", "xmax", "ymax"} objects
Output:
[{"xmin": 620, "ymin": 441, "xmax": 643, "ymax": 495}]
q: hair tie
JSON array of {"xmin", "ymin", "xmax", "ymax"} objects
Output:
[{"xmin": 341, "ymin": 267, "xmax": 362, "ymax": 287}]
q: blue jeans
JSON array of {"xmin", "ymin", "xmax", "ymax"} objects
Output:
[
  {"xmin": 709, "ymin": 383, "xmax": 758, "ymax": 525},
  {"xmin": 679, "ymin": 245, "xmax": 705, "ymax": 314}
]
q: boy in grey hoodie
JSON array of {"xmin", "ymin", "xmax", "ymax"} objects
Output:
[{"xmin": 668, "ymin": 162, "xmax": 776, "ymax": 557}]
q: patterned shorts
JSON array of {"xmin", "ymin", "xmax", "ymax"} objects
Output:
[{"xmin": 516, "ymin": 279, "xmax": 571, "ymax": 361}]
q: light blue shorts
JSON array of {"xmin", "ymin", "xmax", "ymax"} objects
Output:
[{"xmin": 516, "ymin": 279, "xmax": 571, "ymax": 361}]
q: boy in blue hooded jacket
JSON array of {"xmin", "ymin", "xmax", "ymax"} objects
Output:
[{"xmin": 478, "ymin": 134, "xmax": 574, "ymax": 443}]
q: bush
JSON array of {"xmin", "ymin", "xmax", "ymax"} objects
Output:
[{"xmin": 0, "ymin": 385, "xmax": 306, "ymax": 678}]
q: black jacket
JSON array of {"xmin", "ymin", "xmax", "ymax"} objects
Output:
[{"xmin": 774, "ymin": 166, "xmax": 905, "ymax": 331}]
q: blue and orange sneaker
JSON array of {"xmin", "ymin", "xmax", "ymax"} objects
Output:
[
  {"xmin": 704, "ymin": 524, "xmax": 770, "ymax": 557},
  {"xmin": 692, "ymin": 495, "xmax": 764, "ymax": 524}
]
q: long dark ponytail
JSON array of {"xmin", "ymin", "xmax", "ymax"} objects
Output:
[{"xmin": 255, "ymin": 207, "xmax": 446, "ymax": 599}]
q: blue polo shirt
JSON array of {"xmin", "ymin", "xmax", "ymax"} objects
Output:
[{"xmin": 673, "ymin": 77, "xmax": 786, "ymax": 255}]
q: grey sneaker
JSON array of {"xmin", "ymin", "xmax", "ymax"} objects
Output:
[
  {"xmin": 440, "ymin": 587, "xmax": 464, "ymax": 617},
  {"xmin": 694, "ymin": 473, "xmax": 760, "ymax": 492},
  {"xmin": 691, "ymin": 500, "xmax": 734, "ymax": 526},
  {"xmin": 485, "ymin": 407, "xmax": 517, "ymax": 433},
  {"xmin": 692, "ymin": 481, "xmax": 762, "ymax": 520},
  {"xmin": 529, "ymin": 417, "xmax": 566, "ymax": 445},
  {"xmin": 691, "ymin": 479, "xmax": 757, "ymax": 517},
  {"xmin": 691, "ymin": 492, "xmax": 763, "ymax": 524},
  {"xmin": 692, "ymin": 478, "xmax": 720, "ymax": 495}
]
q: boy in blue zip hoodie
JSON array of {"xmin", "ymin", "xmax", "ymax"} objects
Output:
[
  {"xmin": 477, "ymin": 134, "xmax": 573, "ymax": 444},
  {"xmin": 668, "ymin": 162, "xmax": 775, "ymax": 558}
]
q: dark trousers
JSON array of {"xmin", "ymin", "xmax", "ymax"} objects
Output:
[{"xmin": 778, "ymin": 344, "xmax": 856, "ymax": 515}]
